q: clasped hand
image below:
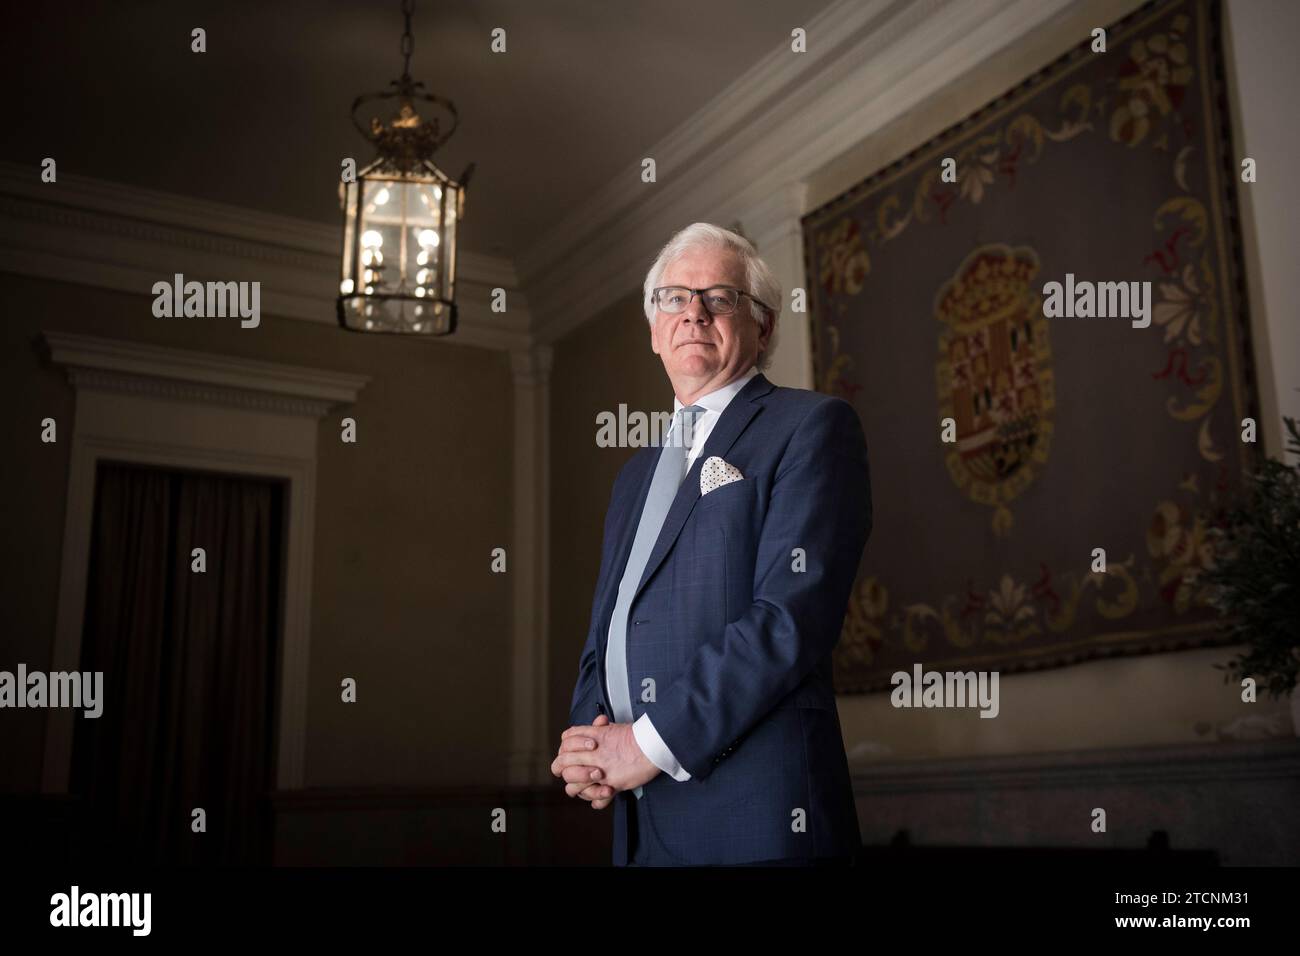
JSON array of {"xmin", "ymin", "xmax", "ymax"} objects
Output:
[{"xmin": 551, "ymin": 714, "xmax": 661, "ymax": 810}]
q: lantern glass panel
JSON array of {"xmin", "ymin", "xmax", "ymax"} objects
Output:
[
  {"xmin": 444, "ymin": 197, "xmax": 457, "ymax": 303},
  {"xmin": 339, "ymin": 180, "xmax": 357, "ymax": 295},
  {"xmin": 338, "ymin": 161, "xmax": 461, "ymax": 335}
]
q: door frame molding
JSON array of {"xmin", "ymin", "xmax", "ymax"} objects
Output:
[{"xmin": 39, "ymin": 331, "xmax": 369, "ymax": 792}]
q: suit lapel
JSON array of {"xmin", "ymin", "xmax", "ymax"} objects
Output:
[
  {"xmin": 633, "ymin": 372, "xmax": 774, "ymax": 600},
  {"xmin": 593, "ymin": 447, "xmax": 659, "ymax": 685}
]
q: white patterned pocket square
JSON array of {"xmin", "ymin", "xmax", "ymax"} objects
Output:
[{"xmin": 700, "ymin": 456, "xmax": 744, "ymax": 496}]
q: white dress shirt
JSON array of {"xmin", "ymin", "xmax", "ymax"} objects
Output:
[{"xmin": 607, "ymin": 366, "xmax": 759, "ymax": 782}]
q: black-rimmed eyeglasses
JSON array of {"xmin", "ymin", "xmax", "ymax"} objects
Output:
[{"xmin": 651, "ymin": 286, "xmax": 773, "ymax": 316}]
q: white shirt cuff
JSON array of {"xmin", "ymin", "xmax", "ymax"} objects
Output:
[{"xmin": 633, "ymin": 713, "xmax": 692, "ymax": 781}]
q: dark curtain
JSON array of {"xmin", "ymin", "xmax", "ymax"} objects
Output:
[{"xmin": 72, "ymin": 462, "xmax": 283, "ymax": 866}]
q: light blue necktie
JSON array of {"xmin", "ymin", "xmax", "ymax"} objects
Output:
[{"xmin": 606, "ymin": 405, "xmax": 703, "ymax": 798}]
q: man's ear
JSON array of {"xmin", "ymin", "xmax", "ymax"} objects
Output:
[
  {"xmin": 649, "ymin": 317, "xmax": 661, "ymax": 356},
  {"xmin": 756, "ymin": 310, "xmax": 773, "ymax": 350}
]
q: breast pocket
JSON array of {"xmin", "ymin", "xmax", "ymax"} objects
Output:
[
  {"xmin": 695, "ymin": 477, "xmax": 755, "ymax": 514},
  {"xmin": 686, "ymin": 479, "xmax": 753, "ymax": 562}
]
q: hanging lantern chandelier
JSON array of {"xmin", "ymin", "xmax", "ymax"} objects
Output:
[{"xmin": 338, "ymin": 0, "xmax": 474, "ymax": 335}]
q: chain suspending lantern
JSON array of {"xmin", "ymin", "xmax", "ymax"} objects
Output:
[{"xmin": 338, "ymin": 0, "xmax": 474, "ymax": 335}]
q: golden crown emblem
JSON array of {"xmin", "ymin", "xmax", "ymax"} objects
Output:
[{"xmin": 935, "ymin": 246, "xmax": 1041, "ymax": 330}]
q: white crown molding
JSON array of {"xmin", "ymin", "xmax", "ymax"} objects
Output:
[
  {"xmin": 41, "ymin": 330, "xmax": 370, "ymax": 418},
  {"xmin": 62, "ymin": 367, "xmax": 340, "ymax": 418},
  {"xmin": 521, "ymin": 0, "xmax": 1077, "ymax": 344},
  {"xmin": 0, "ymin": 162, "xmax": 532, "ymax": 351},
  {"xmin": 516, "ymin": 0, "xmax": 901, "ymax": 280}
]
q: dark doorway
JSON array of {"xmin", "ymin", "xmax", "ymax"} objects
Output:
[{"xmin": 71, "ymin": 461, "xmax": 285, "ymax": 865}]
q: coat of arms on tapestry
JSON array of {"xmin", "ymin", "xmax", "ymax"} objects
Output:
[{"xmin": 804, "ymin": 0, "xmax": 1259, "ymax": 692}]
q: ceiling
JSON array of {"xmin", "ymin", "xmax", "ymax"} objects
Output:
[{"xmin": 4, "ymin": 0, "xmax": 839, "ymax": 261}]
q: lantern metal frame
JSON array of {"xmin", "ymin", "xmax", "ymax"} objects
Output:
[{"xmin": 337, "ymin": 0, "xmax": 474, "ymax": 336}]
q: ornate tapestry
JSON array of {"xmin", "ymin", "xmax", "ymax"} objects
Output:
[{"xmin": 804, "ymin": 0, "xmax": 1258, "ymax": 692}]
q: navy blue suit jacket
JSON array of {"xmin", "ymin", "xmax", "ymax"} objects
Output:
[{"xmin": 568, "ymin": 371, "xmax": 872, "ymax": 865}]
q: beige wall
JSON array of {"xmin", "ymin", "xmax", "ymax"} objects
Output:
[
  {"xmin": 808, "ymin": 0, "xmax": 1296, "ymax": 760},
  {"xmin": 0, "ymin": 275, "xmax": 515, "ymax": 791},
  {"xmin": 1224, "ymin": 0, "xmax": 1300, "ymax": 456}
]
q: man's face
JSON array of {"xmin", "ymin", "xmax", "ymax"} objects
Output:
[{"xmin": 649, "ymin": 246, "xmax": 770, "ymax": 401}]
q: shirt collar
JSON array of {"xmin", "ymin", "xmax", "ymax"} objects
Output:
[{"xmin": 673, "ymin": 366, "xmax": 759, "ymax": 416}]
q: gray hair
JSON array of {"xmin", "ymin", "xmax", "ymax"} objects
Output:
[{"xmin": 642, "ymin": 222, "xmax": 781, "ymax": 372}]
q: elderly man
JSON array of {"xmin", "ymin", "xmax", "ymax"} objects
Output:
[{"xmin": 552, "ymin": 222, "xmax": 872, "ymax": 866}]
